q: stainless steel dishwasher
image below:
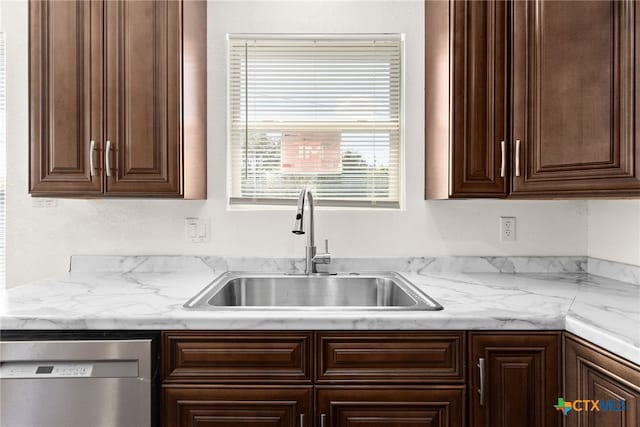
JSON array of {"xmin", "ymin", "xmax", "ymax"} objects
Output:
[{"xmin": 0, "ymin": 331, "xmax": 159, "ymax": 427}]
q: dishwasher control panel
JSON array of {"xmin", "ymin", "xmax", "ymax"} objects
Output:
[{"xmin": 0, "ymin": 362, "xmax": 93, "ymax": 378}]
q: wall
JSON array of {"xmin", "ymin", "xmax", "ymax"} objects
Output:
[
  {"xmin": 2, "ymin": 0, "xmax": 589, "ymax": 287},
  {"xmin": 588, "ymin": 200, "xmax": 640, "ymax": 266}
]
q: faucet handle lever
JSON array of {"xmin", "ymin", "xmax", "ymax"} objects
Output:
[{"xmin": 313, "ymin": 239, "xmax": 331, "ymax": 265}]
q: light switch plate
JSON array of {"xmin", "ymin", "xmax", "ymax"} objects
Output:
[
  {"xmin": 185, "ymin": 217, "xmax": 208, "ymax": 243},
  {"xmin": 32, "ymin": 198, "xmax": 58, "ymax": 208}
]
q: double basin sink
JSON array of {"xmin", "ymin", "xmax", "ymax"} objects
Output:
[{"xmin": 184, "ymin": 272, "xmax": 443, "ymax": 311}]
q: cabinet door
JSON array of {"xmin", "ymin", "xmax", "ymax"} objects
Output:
[
  {"xmin": 450, "ymin": 0, "xmax": 508, "ymax": 197},
  {"xmin": 316, "ymin": 386, "xmax": 465, "ymax": 427},
  {"xmin": 511, "ymin": 0, "xmax": 640, "ymax": 197},
  {"xmin": 104, "ymin": 0, "xmax": 181, "ymax": 196},
  {"xmin": 29, "ymin": 0, "xmax": 103, "ymax": 195},
  {"xmin": 469, "ymin": 332, "xmax": 561, "ymax": 427},
  {"xmin": 564, "ymin": 334, "xmax": 640, "ymax": 427},
  {"xmin": 162, "ymin": 386, "xmax": 312, "ymax": 427}
]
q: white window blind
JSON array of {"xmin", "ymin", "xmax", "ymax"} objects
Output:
[
  {"xmin": 0, "ymin": 33, "xmax": 5, "ymax": 286},
  {"xmin": 228, "ymin": 35, "xmax": 402, "ymax": 208}
]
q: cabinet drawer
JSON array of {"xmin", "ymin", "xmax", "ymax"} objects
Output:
[
  {"xmin": 162, "ymin": 331, "xmax": 312, "ymax": 383},
  {"xmin": 316, "ymin": 332, "xmax": 465, "ymax": 383}
]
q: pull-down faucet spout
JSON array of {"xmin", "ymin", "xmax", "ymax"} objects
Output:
[{"xmin": 292, "ymin": 189, "xmax": 329, "ymax": 274}]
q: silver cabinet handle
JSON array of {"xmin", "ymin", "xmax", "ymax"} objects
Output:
[
  {"xmin": 320, "ymin": 414, "xmax": 326, "ymax": 427},
  {"xmin": 500, "ymin": 140, "xmax": 506, "ymax": 178},
  {"xmin": 478, "ymin": 357, "xmax": 485, "ymax": 406},
  {"xmin": 515, "ymin": 139, "xmax": 521, "ymax": 177},
  {"xmin": 89, "ymin": 140, "xmax": 96, "ymax": 177},
  {"xmin": 299, "ymin": 414, "xmax": 304, "ymax": 426},
  {"xmin": 105, "ymin": 140, "xmax": 112, "ymax": 177}
]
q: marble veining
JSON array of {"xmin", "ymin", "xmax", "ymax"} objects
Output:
[
  {"xmin": 587, "ymin": 257, "xmax": 640, "ymax": 286},
  {"xmin": 69, "ymin": 255, "xmax": 587, "ymax": 275},
  {"xmin": 2, "ymin": 255, "xmax": 638, "ymax": 366}
]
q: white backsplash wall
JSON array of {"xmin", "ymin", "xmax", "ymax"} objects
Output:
[
  {"xmin": 3, "ymin": 0, "xmax": 589, "ymax": 287},
  {"xmin": 588, "ymin": 200, "xmax": 640, "ymax": 266}
]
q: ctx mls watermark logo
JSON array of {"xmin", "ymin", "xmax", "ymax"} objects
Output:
[{"xmin": 554, "ymin": 398, "xmax": 626, "ymax": 416}]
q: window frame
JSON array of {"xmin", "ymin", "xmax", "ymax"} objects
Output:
[
  {"xmin": 0, "ymin": 32, "xmax": 6, "ymax": 286},
  {"xmin": 225, "ymin": 33, "xmax": 405, "ymax": 210}
]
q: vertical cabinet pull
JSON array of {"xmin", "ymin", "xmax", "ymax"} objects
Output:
[
  {"xmin": 299, "ymin": 414, "xmax": 304, "ymax": 426},
  {"xmin": 89, "ymin": 140, "xmax": 96, "ymax": 177},
  {"xmin": 515, "ymin": 139, "xmax": 521, "ymax": 177},
  {"xmin": 500, "ymin": 140, "xmax": 506, "ymax": 177},
  {"xmin": 105, "ymin": 140, "xmax": 112, "ymax": 177},
  {"xmin": 320, "ymin": 413, "xmax": 327, "ymax": 427},
  {"xmin": 477, "ymin": 357, "xmax": 485, "ymax": 406}
]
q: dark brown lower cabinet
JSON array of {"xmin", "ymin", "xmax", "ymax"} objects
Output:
[
  {"xmin": 162, "ymin": 386, "xmax": 312, "ymax": 427},
  {"xmin": 564, "ymin": 333, "xmax": 640, "ymax": 427},
  {"xmin": 469, "ymin": 332, "xmax": 562, "ymax": 427},
  {"xmin": 165, "ymin": 331, "xmax": 639, "ymax": 427},
  {"xmin": 161, "ymin": 331, "xmax": 466, "ymax": 427},
  {"xmin": 316, "ymin": 387, "xmax": 465, "ymax": 427}
]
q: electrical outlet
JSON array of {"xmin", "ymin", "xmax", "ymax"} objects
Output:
[
  {"xmin": 500, "ymin": 217, "xmax": 516, "ymax": 241},
  {"xmin": 185, "ymin": 217, "xmax": 208, "ymax": 243}
]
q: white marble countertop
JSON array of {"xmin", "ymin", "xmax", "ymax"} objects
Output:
[{"xmin": 1, "ymin": 256, "xmax": 639, "ymax": 365}]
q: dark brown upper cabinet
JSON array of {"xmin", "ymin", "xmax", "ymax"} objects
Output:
[
  {"xmin": 425, "ymin": 0, "xmax": 639, "ymax": 199},
  {"xmin": 510, "ymin": 0, "xmax": 639, "ymax": 197},
  {"xmin": 29, "ymin": 0, "xmax": 206, "ymax": 198},
  {"xmin": 450, "ymin": 0, "xmax": 508, "ymax": 198},
  {"xmin": 29, "ymin": 0, "xmax": 103, "ymax": 195}
]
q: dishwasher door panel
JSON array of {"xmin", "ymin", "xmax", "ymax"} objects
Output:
[
  {"xmin": 1, "ymin": 377, "xmax": 150, "ymax": 427},
  {"xmin": 0, "ymin": 339, "xmax": 153, "ymax": 427}
]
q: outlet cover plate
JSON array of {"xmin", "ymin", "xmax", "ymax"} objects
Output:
[{"xmin": 500, "ymin": 217, "xmax": 516, "ymax": 241}]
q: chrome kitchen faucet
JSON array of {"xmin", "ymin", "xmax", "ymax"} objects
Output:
[{"xmin": 292, "ymin": 189, "xmax": 331, "ymax": 274}]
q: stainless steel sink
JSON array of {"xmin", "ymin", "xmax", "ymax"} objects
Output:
[{"xmin": 183, "ymin": 272, "xmax": 443, "ymax": 311}]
